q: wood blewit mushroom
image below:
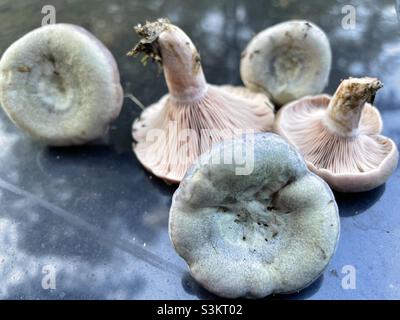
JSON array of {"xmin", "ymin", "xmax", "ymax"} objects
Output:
[
  {"xmin": 274, "ymin": 77, "xmax": 399, "ymax": 192},
  {"xmin": 169, "ymin": 133, "xmax": 340, "ymax": 298},
  {"xmin": 0, "ymin": 23, "xmax": 123, "ymax": 146},
  {"xmin": 128, "ymin": 19, "xmax": 274, "ymax": 183},
  {"xmin": 240, "ymin": 20, "xmax": 332, "ymax": 106}
]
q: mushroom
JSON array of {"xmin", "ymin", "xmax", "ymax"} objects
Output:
[
  {"xmin": 169, "ymin": 132, "xmax": 340, "ymax": 298},
  {"xmin": 240, "ymin": 20, "xmax": 332, "ymax": 106},
  {"xmin": 0, "ymin": 23, "xmax": 123, "ymax": 146},
  {"xmin": 128, "ymin": 19, "xmax": 274, "ymax": 183},
  {"xmin": 274, "ymin": 77, "xmax": 399, "ymax": 192}
]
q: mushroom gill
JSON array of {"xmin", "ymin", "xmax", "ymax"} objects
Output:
[
  {"xmin": 274, "ymin": 77, "xmax": 399, "ymax": 192},
  {"xmin": 128, "ymin": 19, "xmax": 274, "ymax": 183}
]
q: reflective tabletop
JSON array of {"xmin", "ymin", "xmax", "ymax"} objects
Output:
[{"xmin": 0, "ymin": 0, "xmax": 399, "ymax": 299}]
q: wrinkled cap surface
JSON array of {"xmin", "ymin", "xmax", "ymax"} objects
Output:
[{"xmin": 169, "ymin": 133, "xmax": 340, "ymax": 298}]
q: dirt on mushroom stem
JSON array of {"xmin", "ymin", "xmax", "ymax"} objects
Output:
[
  {"xmin": 130, "ymin": 20, "xmax": 275, "ymax": 183},
  {"xmin": 127, "ymin": 19, "xmax": 170, "ymax": 68},
  {"xmin": 128, "ymin": 18, "xmax": 207, "ymax": 102},
  {"xmin": 325, "ymin": 77, "xmax": 383, "ymax": 136}
]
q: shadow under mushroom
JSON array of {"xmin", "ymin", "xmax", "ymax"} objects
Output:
[{"xmin": 334, "ymin": 184, "xmax": 386, "ymax": 217}]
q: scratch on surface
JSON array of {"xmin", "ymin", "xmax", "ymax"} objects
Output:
[
  {"xmin": 211, "ymin": 242, "xmax": 218, "ymax": 255},
  {"xmin": 0, "ymin": 177, "xmax": 184, "ymax": 276}
]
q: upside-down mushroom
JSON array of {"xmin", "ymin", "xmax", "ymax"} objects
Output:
[
  {"xmin": 169, "ymin": 133, "xmax": 340, "ymax": 298},
  {"xmin": 128, "ymin": 19, "xmax": 274, "ymax": 183},
  {"xmin": 274, "ymin": 77, "xmax": 399, "ymax": 192},
  {"xmin": 0, "ymin": 24, "xmax": 123, "ymax": 146}
]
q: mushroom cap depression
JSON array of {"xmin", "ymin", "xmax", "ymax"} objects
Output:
[
  {"xmin": 240, "ymin": 20, "xmax": 332, "ymax": 106},
  {"xmin": 274, "ymin": 78, "xmax": 398, "ymax": 192},
  {"xmin": 0, "ymin": 23, "xmax": 123, "ymax": 146},
  {"xmin": 169, "ymin": 133, "xmax": 340, "ymax": 298},
  {"xmin": 130, "ymin": 20, "xmax": 274, "ymax": 183}
]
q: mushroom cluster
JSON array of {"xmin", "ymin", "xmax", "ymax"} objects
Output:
[
  {"xmin": 0, "ymin": 24, "xmax": 123, "ymax": 146},
  {"xmin": 0, "ymin": 14, "xmax": 397, "ymax": 301},
  {"xmin": 162, "ymin": 20, "xmax": 397, "ymax": 299},
  {"xmin": 128, "ymin": 19, "xmax": 274, "ymax": 183}
]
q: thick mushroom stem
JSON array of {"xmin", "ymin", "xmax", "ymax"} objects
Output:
[
  {"xmin": 129, "ymin": 20, "xmax": 207, "ymax": 102},
  {"xmin": 158, "ymin": 25, "xmax": 207, "ymax": 102},
  {"xmin": 325, "ymin": 77, "xmax": 383, "ymax": 136}
]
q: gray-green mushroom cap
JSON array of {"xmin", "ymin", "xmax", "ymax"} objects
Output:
[
  {"xmin": 0, "ymin": 23, "xmax": 123, "ymax": 146},
  {"xmin": 240, "ymin": 20, "xmax": 332, "ymax": 106},
  {"xmin": 169, "ymin": 133, "xmax": 340, "ymax": 298}
]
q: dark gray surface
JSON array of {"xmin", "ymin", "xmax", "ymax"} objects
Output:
[{"xmin": 0, "ymin": 0, "xmax": 399, "ymax": 299}]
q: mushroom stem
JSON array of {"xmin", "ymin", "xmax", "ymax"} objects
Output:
[
  {"xmin": 325, "ymin": 77, "xmax": 383, "ymax": 136},
  {"xmin": 129, "ymin": 19, "xmax": 207, "ymax": 102}
]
